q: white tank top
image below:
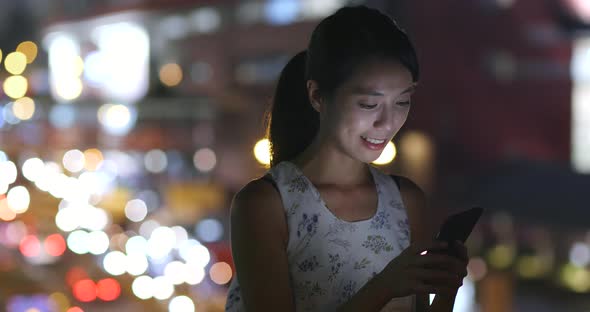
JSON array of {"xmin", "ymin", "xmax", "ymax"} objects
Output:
[{"xmin": 225, "ymin": 161, "xmax": 415, "ymax": 311}]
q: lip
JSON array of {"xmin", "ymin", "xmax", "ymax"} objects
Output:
[{"xmin": 361, "ymin": 136, "xmax": 387, "ymax": 150}]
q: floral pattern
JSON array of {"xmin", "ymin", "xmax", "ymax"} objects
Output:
[
  {"xmin": 225, "ymin": 162, "xmax": 413, "ymax": 312},
  {"xmin": 361, "ymin": 235, "xmax": 394, "ymax": 254}
]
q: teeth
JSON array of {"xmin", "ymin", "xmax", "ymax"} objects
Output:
[{"xmin": 362, "ymin": 136, "xmax": 385, "ymax": 144}]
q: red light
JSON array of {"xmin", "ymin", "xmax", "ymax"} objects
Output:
[
  {"xmin": 96, "ymin": 278, "xmax": 121, "ymax": 301},
  {"xmin": 66, "ymin": 267, "xmax": 88, "ymax": 287},
  {"xmin": 73, "ymin": 279, "xmax": 97, "ymax": 302},
  {"xmin": 67, "ymin": 307, "xmax": 84, "ymax": 312},
  {"xmin": 45, "ymin": 233, "xmax": 66, "ymax": 257},
  {"xmin": 19, "ymin": 235, "xmax": 40, "ymax": 257}
]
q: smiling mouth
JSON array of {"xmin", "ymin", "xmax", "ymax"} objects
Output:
[{"xmin": 361, "ymin": 136, "xmax": 387, "ymax": 144}]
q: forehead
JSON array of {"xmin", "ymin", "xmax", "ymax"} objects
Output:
[{"xmin": 340, "ymin": 59, "xmax": 414, "ymax": 94}]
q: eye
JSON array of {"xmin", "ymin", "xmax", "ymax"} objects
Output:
[
  {"xmin": 359, "ymin": 103, "xmax": 378, "ymax": 109},
  {"xmin": 397, "ymin": 101, "xmax": 411, "ymax": 107}
]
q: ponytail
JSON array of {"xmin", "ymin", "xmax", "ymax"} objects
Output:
[{"xmin": 266, "ymin": 51, "xmax": 319, "ymax": 167}]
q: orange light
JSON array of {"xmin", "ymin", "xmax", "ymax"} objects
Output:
[
  {"xmin": 97, "ymin": 278, "xmax": 121, "ymax": 301},
  {"xmin": 0, "ymin": 198, "xmax": 16, "ymax": 221},
  {"xmin": 19, "ymin": 235, "xmax": 40, "ymax": 257},
  {"xmin": 66, "ymin": 307, "xmax": 84, "ymax": 312},
  {"xmin": 209, "ymin": 261, "xmax": 232, "ymax": 285},
  {"xmin": 73, "ymin": 279, "xmax": 97, "ymax": 302},
  {"xmin": 45, "ymin": 233, "xmax": 66, "ymax": 257}
]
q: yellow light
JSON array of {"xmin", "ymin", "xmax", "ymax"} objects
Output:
[
  {"xmin": 372, "ymin": 141, "xmax": 397, "ymax": 165},
  {"xmin": 0, "ymin": 198, "xmax": 17, "ymax": 221},
  {"xmin": 254, "ymin": 138, "xmax": 271, "ymax": 166},
  {"xmin": 486, "ymin": 244, "xmax": 515, "ymax": 269},
  {"xmin": 16, "ymin": 41, "xmax": 38, "ymax": 64},
  {"xmin": 209, "ymin": 261, "xmax": 232, "ymax": 285},
  {"xmin": 55, "ymin": 78, "xmax": 83, "ymax": 100},
  {"xmin": 159, "ymin": 63, "xmax": 183, "ymax": 87},
  {"xmin": 0, "ymin": 49, "xmax": 3, "ymax": 64},
  {"xmin": 83, "ymin": 148, "xmax": 104, "ymax": 171},
  {"xmin": 3, "ymin": 75, "xmax": 28, "ymax": 99},
  {"xmin": 49, "ymin": 292, "xmax": 70, "ymax": 311},
  {"xmin": 516, "ymin": 255, "xmax": 550, "ymax": 279},
  {"xmin": 12, "ymin": 96, "xmax": 35, "ymax": 120},
  {"xmin": 561, "ymin": 263, "xmax": 590, "ymax": 293},
  {"xmin": 4, "ymin": 52, "xmax": 27, "ymax": 75}
]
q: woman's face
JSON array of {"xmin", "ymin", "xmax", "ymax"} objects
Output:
[{"xmin": 315, "ymin": 59, "xmax": 415, "ymax": 163}]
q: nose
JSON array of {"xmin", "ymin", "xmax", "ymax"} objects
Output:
[{"xmin": 373, "ymin": 107, "xmax": 395, "ymax": 133}]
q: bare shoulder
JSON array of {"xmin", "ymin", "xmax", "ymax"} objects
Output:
[
  {"xmin": 230, "ymin": 176, "xmax": 288, "ymax": 247},
  {"xmin": 395, "ymin": 176, "xmax": 438, "ymax": 242}
]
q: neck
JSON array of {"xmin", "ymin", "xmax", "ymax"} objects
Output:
[{"xmin": 290, "ymin": 135, "xmax": 372, "ymax": 187}]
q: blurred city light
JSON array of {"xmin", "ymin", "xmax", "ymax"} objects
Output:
[
  {"xmin": 569, "ymin": 242, "xmax": 590, "ymax": 267},
  {"xmin": 159, "ymin": 63, "xmax": 183, "ymax": 87},
  {"xmin": 73, "ymin": 279, "xmax": 97, "ymax": 302},
  {"xmin": 125, "ymin": 253, "xmax": 149, "ymax": 276},
  {"xmin": 44, "ymin": 234, "xmax": 66, "ymax": 257},
  {"xmin": 12, "ymin": 96, "xmax": 35, "ymax": 120},
  {"xmin": 97, "ymin": 103, "xmax": 136, "ymax": 136},
  {"xmin": 67, "ymin": 230, "xmax": 90, "ymax": 254},
  {"xmin": 125, "ymin": 199, "xmax": 148, "ymax": 222},
  {"xmin": 265, "ymin": 0, "xmax": 300, "ymax": 25},
  {"xmin": 163, "ymin": 261, "xmax": 186, "ymax": 285},
  {"xmin": 254, "ymin": 138, "xmax": 271, "ymax": 165},
  {"xmin": 151, "ymin": 276, "xmax": 174, "ymax": 300},
  {"xmin": 4, "ymin": 52, "xmax": 27, "ymax": 75},
  {"xmin": 132, "ymin": 275, "xmax": 154, "ymax": 300},
  {"xmin": 147, "ymin": 226, "xmax": 176, "ymax": 260},
  {"xmin": 193, "ymin": 147, "xmax": 217, "ymax": 172},
  {"xmin": 83, "ymin": 148, "xmax": 103, "ymax": 171},
  {"xmin": 87, "ymin": 231, "xmax": 110, "ymax": 255},
  {"xmin": 103, "ymin": 251, "xmax": 127, "ymax": 276},
  {"xmin": 190, "ymin": 7, "xmax": 222, "ymax": 33},
  {"xmin": 0, "ymin": 160, "xmax": 17, "ymax": 185},
  {"xmin": 144, "ymin": 149, "xmax": 168, "ymax": 173},
  {"xmin": 6, "ymin": 186, "xmax": 30, "ymax": 213},
  {"xmin": 49, "ymin": 104, "xmax": 76, "ymax": 128},
  {"xmin": 3, "ymin": 75, "xmax": 28, "ymax": 99},
  {"xmin": 19, "ymin": 235, "xmax": 41, "ymax": 257},
  {"xmin": 560, "ymin": 263, "xmax": 590, "ymax": 292},
  {"xmin": 195, "ymin": 218, "xmax": 223, "ymax": 242},
  {"xmin": 62, "ymin": 149, "xmax": 86, "ymax": 173},
  {"xmin": 209, "ymin": 261, "xmax": 232, "ymax": 285},
  {"xmin": 372, "ymin": 141, "xmax": 396, "ymax": 165},
  {"xmin": 96, "ymin": 278, "xmax": 121, "ymax": 301},
  {"xmin": 16, "ymin": 41, "xmax": 38, "ymax": 64},
  {"xmin": 0, "ymin": 198, "xmax": 16, "ymax": 221},
  {"xmin": 184, "ymin": 262, "xmax": 206, "ymax": 285},
  {"xmin": 168, "ymin": 295, "xmax": 195, "ymax": 312},
  {"xmin": 571, "ymin": 37, "xmax": 590, "ymax": 173}
]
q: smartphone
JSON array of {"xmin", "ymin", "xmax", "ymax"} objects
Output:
[{"xmin": 434, "ymin": 206, "xmax": 484, "ymax": 255}]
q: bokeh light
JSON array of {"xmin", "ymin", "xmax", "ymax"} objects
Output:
[
  {"xmin": 49, "ymin": 104, "xmax": 76, "ymax": 128},
  {"xmin": 16, "ymin": 41, "xmax": 38, "ymax": 64},
  {"xmin": 254, "ymin": 138, "xmax": 271, "ymax": 165},
  {"xmin": 54, "ymin": 78, "xmax": 83, "ymax": 101},
  {"xmin": 3, "ymin": 75, "xmax": 28, "ymax": 99},
  {"xmin": 209, "ymin": 261, "xmax": 232, "ymax": 285},
  {"xmin": 0, "ymin": 198, "xmax": 17, "ymax": 221},
  {"xmin": 168, "ymin": 295, "xmax": 195, "ymax": 312},
  {"xmin": 159, "ymin": 63, "xmax": 183, "ymax": 87},
  {"xmin": 372, "ymin": 141, "xmax": 397, "ymax": 165},
  {"xmin": 87, "ymin": 231, "xmax": 110, "ymax": 255},
  {"xmin": 193, "ymin": 148, "xmax": 217, "ymax": 172},
  {"xmin": 63, "ymin": 149, "xmax": 86, "ymax": 173},
  {"xmin": 195, "ymin": 218, "xmax": 223, "ymax": 242},
  {"xmin": 22, "ymin": 157, "xmax": 44, "ymax": 182},
  {"xmin": 97, "ymin": 103, "xmax": 136, "ymax": 136},
  {"xmin": 96, "ymin": 278, "xmax": 121, "ymax": 301},
  {"xmin": 5, "ymin": 51, "xmax": 27, "ymax": 75},
  {"xmin": 7, "ymin": 186, "xmax": 30, "ymax": 213},
  {"xmin": 144, "ymin": 149, "xmax": 168, "ymax": 173},
  {"xmin": 125, "ymin": 199, "xmax": 148, "ymax": 222},
  {"xmin": 67, "ymin": 230, "xmax": 90, "ymax": 254},
  {"xmin": 44, "ymin": 234, "xmax": 66, "ymax": 257},
  {"xmin": 103, "ymin": 251, "xmax": 127, "ymax": 276},
  {"xmin": 83, "ymin": 148, "xmax": 103, "ymax": 171},
  {"xmin": 152, "ymin": 276, "xmax": 175, "ymax": 300},
  {"xmin": 0, "ymin": 160, "xmax": 18, "ymax": 185},
  {"xmin": 125, "ymin": 253, "xmax": 149, "ymax": 276},
  {"xmin": 19, "ymin": 235, "xmax": 41, "ymax": 257},
  {"xmin": 131, "ymin": 275, "xmax": 154, "ymax": 300},
  {"xmin": 73, "ymin": 279, "xmax": 97, "ymax": 302},
  {"xmin": 12, "ymin": 96, "xmax": 35, "ymax": 120}
]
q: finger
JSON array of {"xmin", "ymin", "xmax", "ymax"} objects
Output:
[
  {"xmin": 412, "ymin": 268, "xmax": 464, "ymax": 287},
  {"xmin": 452, "ymin": 240, "xmax": 469, "ymax": 262},
  {"xmin": 415, "ymin": 254, "xmax": 468, "ymax": 276}
]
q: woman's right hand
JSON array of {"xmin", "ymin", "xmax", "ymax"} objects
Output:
[{"xmin": 378, "ymin": 241, "xmax": 468, "ymax": 298}]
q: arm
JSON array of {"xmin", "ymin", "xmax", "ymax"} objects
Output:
[
  {"xmin": 397, "ymin": 176, "xmax": 459, "ymax": 312},
  {"xmin": 230, "ymin": 178, "xmax": 295, "ymax": 311}
]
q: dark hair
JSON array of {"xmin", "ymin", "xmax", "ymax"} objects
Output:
[{"xmin": 267, "ymin": 6, "xmax": 419, "ymax": 167}]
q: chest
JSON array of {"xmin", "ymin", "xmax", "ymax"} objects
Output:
[{"xmin": 317, "ymin": 184, "xmax": 378, "ymax": 223}]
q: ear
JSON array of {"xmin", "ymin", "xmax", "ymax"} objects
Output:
[{"xmin": 306, "ymin": 80, "xmax": 323, "ymax": 113}]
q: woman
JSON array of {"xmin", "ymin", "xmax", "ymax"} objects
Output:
[{"xmin": 226, "ymin": 6, "xmax": 468, "ymax": 312}]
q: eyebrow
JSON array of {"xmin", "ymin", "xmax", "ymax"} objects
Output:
[{"xmin": 351, "ymin": 84, "xmax": 417, "ymax": 96}]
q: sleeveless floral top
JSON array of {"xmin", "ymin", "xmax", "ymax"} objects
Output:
[{"xmin": 225, "ymin": 161, "xmax": 414, "ymax": 311}]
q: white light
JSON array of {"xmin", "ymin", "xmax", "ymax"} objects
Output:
[
  {"xmin": 126, "ymin": 253, "xmax": 149, "ymax": 276},
  {"xmin": 253, "ymin": 139, "xmax": 271, "ymax": 165},
  {"xmin": 301, "ymin": 0, "xmax": 344, "ymax": 19},
  {"xmin": 571, "ymin": 38, "xmax": 590, "ymax": 173},
  {"xmin": 6, "ymin": 186, "xmax": 30, "ymax": 213},
  {"xmin": 179, "ymin": 241, "xmax": 210, "ymax": 268},
  {"xmin": 144, "ymin": 149, "xmax": 168, "ymax": 173},
  {"xmin": 372, "ymin": 141, "xmax": 397, "ymax": 165},
  {"xmin": 184, "ymin": 262, "xmax": 206, "ymax": 285},
  {"xmin": 196, "ymin": 218, "xmax": 223, "ymax": 242},
  {"xmin": 164, "ymin": 261, "xmax": 187, "ymax": 285},
  {"xmin": 125, "ymin": 235, "xmax": 148, "ymax": 256},
  {"xmin": 0, "ymin": 183, "xmax": 7, "ymax": 195},
  {"xmin": 78, "ymin": 206, "xmax": 109, "ymax": 231},
  {"xmin": 159, "ymin": 15, "xmax": 189, "ymax": 39},
  {"xmin": 132, "ymin": 275, "xmax": 154, "ymax": 300},
  {"xmin": 190, "ymin": 7, "xmax": 222, "ymax": 33},
  {"xmin": 265, "ymin": 0, "xmax": 301, "ymax": 25},
  {"xmin": 67, "ymin": 230, "xmax": 89, "ymax": 254},
  {"xmin": 171, "ymin": 226, "xmax": 188, "ymax": 248},
  {"xmin": 125, "ymin": 199, "xmax": 148, "ymax": 222},
  {"xmin": 193, "ymin": 148, "xmax": 216, "ymax": 172},
  {"xmin": 22, "ymin": 158, "xmax": 45, "ymax": 182},
  {"xmin": 92, "ymin": 22, "xmax": 150, "ymax": 103},
  {"xmin": 55, "ymin": 207, "xmax": 79, "ymax": 232},
  {"xmin": 103, "ymin": 251, "xmax": 127, "ymax": 276},
  {"xmin": 97, "ymin": 103, "xmax": 136, "ymax": 136},
  {"xmin": 0, "ymin": 151, "xmax": 7, "ymax": 162},
  {"xmin": 139, "ymin": 219, "xmax": 160, "ymax": 238},
  {"xmin": 49, "ymin": 104, "xmax": 76, "ymax": 128},
  {"xmin": 152, "ymin": 276, "xmax": 175, "ymax": 300},
  {"xmin": 34, "ymin": 161, "xmax": 62, "ymax": 192},
  {"xmin": 83, "ymin": 51, "xmax": 108, "ymax": 86},
  {"xmin": 168, "ymin": 295, "xmax": 195, "ymax": 312},
  {"xmin": 0, "ymin": 161, "xmax": 17, "ymax": 185},
  {"xmin": 570, "ymin": 242, "xmax": 590, "ymax": 267},
  {"xmin": 147, "ymin": 227, "xmax": 176, "ymax": 260},
  {"xmin": 453, "ymin": 278, "xmax": 477, "ymax": 312},
  {"xmin": 62, "ymin": 149, "xmax": 85, "ymax": 173},
  {"xmin": 87, "ymin": 230, "xmax": 110, "ymax": 255}
]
